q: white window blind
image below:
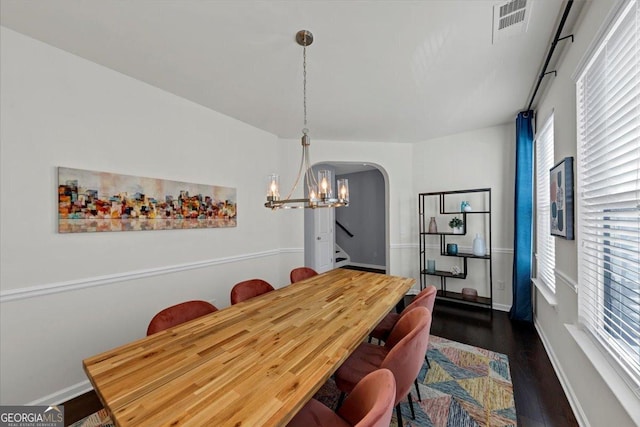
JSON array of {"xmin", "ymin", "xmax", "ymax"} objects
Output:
[
  {"xmin": 576, "ymin": 0, "xmax": 640, "ymax": 395},
  {"xmin": 535, "ymin": 114, "xmax": 556, "ymax": 292}
]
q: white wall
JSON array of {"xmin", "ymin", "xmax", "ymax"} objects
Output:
[
  {"xmin": 0, "ymin": 27, "xmax": 418, "ymax": 405},
  {"xmin": 532, "ymin": 1, "xmax": 637, "ymax": 426},
  {"xmin": 0, "ymin": 27, "xmax": 292, "ymax": 404},
  {"xmin": 412, "ymin": 124, "xmax": 516, "ymax": 309}
]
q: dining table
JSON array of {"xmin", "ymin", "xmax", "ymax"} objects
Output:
[{"xmin": 83, "ymin": 268, "xmax": 415, "ymax": 427}]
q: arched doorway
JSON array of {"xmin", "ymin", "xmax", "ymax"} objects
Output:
[{"xmin": 304, "ymin": 162, "xmax": 389, "ymax": 273}]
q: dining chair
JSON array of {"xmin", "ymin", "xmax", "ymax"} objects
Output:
[
  {"xmin": 289, "ymin": 266, "xmax": 319, "ymax": 283},
  {"xmin": 334, "ymin": 306, "xmax": 432, "ymax": 427},
  {"xmin": 146, "ymin": 300, "xmax": 218, "ymax": 336},
  {"xmin": 368, "ymin": 285, "xmax": 436, "ymax": 402},
  {"xmin": 230, "ymin": 278, "xmax": 275, "ymax": 305},
  {"xmin": 286, "ymin": 368, "xmax": 396, "ymax": 427},
  {"xmin": 369, "ymin": 285, "xmax": 437, "ymax": 344}
]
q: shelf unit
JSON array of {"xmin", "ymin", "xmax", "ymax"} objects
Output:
[{"xmin": 418, "ymin": 188, "xmax": 492, "ymax": 309}]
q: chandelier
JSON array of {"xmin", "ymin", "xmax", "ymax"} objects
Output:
[{"xmin": 265, "ymin": 30, "xmax": 350, "ymax": 210}]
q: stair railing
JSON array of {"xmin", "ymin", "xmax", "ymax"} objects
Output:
[{"xmin": 336, "ymin": 221, "xmax": 354, "ymax": 238}]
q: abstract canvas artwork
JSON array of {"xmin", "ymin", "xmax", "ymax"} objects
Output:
[
  {"xmin": 550, "ymin": 157, "xmax": 574, "ymax": 240},
  {"xmin": 58, "ymin": 167, "xmax": 237, "ymax": 233}
]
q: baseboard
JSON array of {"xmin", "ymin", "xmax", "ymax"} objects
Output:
[
  {"xmin": 534, "ymin": 317, "xmax": 589, "ymax": 427},
  {"xmin": 28, "ymin": 380, "xmax": 93, "ymax": 406},
  {"xmin": 347, "ymin": 262, "xmax": 386, "ymax": 271},
  {"xmin": 334, "ymin": 260, "xmax": 350, "ymax": 268},
  {"xmin": 492, "ymin": 303, "xmax": 511, "ymax": 312}
]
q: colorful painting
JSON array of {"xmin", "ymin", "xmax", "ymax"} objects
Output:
[
  {"xmin": 58, "ymin": 167, "xmax": 236, "ymax": 233},
  {"xmin": 550, "ymin": 157, "xmax": 574, "ymax": 240}
]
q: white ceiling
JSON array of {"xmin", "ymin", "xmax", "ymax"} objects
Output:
[{"xmin": 0, "ymin": 1, "xmax": 579, "ymax": 143}]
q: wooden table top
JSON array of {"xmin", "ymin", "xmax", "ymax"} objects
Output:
[{"xmin": 83, "ymin": 268, "xmax": 414, "ymax": 427}]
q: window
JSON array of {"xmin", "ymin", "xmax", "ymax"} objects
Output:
[
  {"xmin": 535, "ymin": 113, "xmax": 556, "ymax": 293},
  {"xmin": 576, "ymin": 0, "xmax": 640, "ymax": 394}
]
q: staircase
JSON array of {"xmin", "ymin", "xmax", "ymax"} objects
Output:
[{"xmin": 334, "ymin": 244, "xmax": 350, "ymax": 268}]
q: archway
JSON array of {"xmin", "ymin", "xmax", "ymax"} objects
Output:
[{"xmin": 303, "ymin": 162, "xmax": 389, "ymax": 273}]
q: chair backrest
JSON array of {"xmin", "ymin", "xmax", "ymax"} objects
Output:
[
  {"xmin": 146, "ymin": 300, "xmax": 218, "ymax": 336},
  {"xmin": 401, "ymin": 285, "xmax": 437, "ymax": 316},
  {"xmin": 337, "ymin": 368, "xmax": 396, "ymax": 427},
  {"xmin": 230, "ymin": 279, "xmax": 275, "ymax": 305},
  {"xmin": 380, "ymin": 307, "xmax": 432, "ymax": 405},
  {"xmin": 289, "ymin": 267, "xmax": 318, "ymax": 284}
]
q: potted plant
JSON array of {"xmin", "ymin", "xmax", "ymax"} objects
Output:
[{"xmin": 448, "ymin": 216, "xmax": 464, "ymax": 234}]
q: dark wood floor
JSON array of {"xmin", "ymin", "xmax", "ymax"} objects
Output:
[{"xmin": 62, "ymin": 298, "xmax": 578, "ymax": 427}]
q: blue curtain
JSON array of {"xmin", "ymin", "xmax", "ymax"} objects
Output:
[{"xmin": 510, "ymin": 111, "xmax": 534, "ymax": 322}]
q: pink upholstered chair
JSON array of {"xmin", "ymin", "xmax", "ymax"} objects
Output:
[
  {"xmin": 146, "ymin": 300, "xmax": 218, "ymax": 336},
  {"xmin": 287, "ymin": 368, "xmax": 396, "ymax": 427},
  {"xmin": 230, "ymin": 279, "xmax": 275, "ymax": 305},
  {"xmin": 335, "ymin": 307, "xmax": 432, "ymax": 427},
  {"xmin": 289, "ymin": 267, "xmax": 319, "ymax": 284},
  {"xmin": 368, "ymin": 286, "xmax": 436, "ymax": 402},
  {"xmin": 370, "ymin": 285, "xmax": 437, "ymax": 342}
]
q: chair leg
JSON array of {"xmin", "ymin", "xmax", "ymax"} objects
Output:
[
  {"xmin": 395, "ymin": 404, "xmax": 404, "ymax": 427},
  {"xmin": 408, "ymin": 393, "xmax": 416, "ymax": 419},
  {"xmin": 414, "ymin": 378, "xmax": 422, "ymax": 401},
  {"xmin": 336, "ymin": 391, "xmax": 346, "ymax": 410},
  {"xmin": 425, "ymin": 354, "xmax": 431, "ymax": 369},
  {"xmin": 368, "ymin": 336, "xmax": 372, "ymax": 343}
]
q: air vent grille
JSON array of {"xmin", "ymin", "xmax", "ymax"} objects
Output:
[
  {"xmin": 499, "ymin": 0, "xmax": 527, "ymax": 29},
  {"xmin": 493, "ymin": 0, "xmax": 531, "ymax": 44}
]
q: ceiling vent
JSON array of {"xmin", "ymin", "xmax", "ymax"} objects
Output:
[{"xmin": 492, "ymin": 0, "xmax": 531, "ymax": 44}]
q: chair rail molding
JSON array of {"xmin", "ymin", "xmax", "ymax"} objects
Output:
[{"xmin": 0, "ymin": 249, "xmax": 281, "ymax": 303}]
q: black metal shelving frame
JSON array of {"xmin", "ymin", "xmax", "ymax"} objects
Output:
[{"xmin": 418, "ymin": 188, "xmax": 493, "ymax": 309}]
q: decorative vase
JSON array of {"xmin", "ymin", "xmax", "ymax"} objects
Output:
[
  {"xmin": 460, "ymin": 201, "xmax": 469, "ymax": 212},
  {"xmin": 446, "ymin": 243, "xmax": 458, "ymax": 255},
  {"xmin": 473, "ymin": 233, "xmax": 486, "ymax": 256},
  {"xmin": 427, "ymin": 259, "xmax": 436, "ymax": 273},
  {"xmin": 453, "ymin": 226, "xmax": 463, "ymax": 234},
  {"xmin": 428, "ymin": 217, "xmax": 438, "ymax": 233}
]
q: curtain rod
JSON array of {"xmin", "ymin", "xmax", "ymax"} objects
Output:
[{"xmin": 526, "ymin": 0, "xmax": 574, "ymax": 111}]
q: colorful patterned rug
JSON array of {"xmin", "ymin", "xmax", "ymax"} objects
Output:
[
  {"xmin": 69, "ymin": 336, "xmax": 516, "ymax": 427},
  {"xmin": 69, "ymin": 409, "xmax": 113, "ymax": 427}
]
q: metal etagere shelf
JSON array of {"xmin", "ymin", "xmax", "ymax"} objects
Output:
[{"xmin": 418, "ymin": 188, "xmax": 493, "ymax": 309}]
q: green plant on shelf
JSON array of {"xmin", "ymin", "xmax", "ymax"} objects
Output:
[{"xmin": 448, "ymin": 217, "xmax": 463, "ymax": 229}]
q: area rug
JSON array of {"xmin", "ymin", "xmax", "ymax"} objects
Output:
[
  {"xmin": 69, "ymin": 409, "xmax": 113, "ymax": 427},
  {"xmin": 69, "ymin": 336, "xmax": 516, "ymax": 427}
]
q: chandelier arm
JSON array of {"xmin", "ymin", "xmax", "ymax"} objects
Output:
[{"xmin": 283, "ymin": 143, "xmax": 307, "ymax": 201}]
